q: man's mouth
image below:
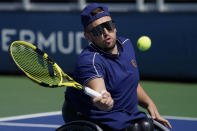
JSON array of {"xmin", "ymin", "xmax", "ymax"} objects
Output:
[{"xmin": 105, "ymin": 37, "xmax": 112, "ymax": 43}]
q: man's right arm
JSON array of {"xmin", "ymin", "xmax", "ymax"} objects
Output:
[{"xmin": 86, "ymin": 78, "xmax": 114, "ymax": 111}]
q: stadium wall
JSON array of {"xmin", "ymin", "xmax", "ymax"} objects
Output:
[{"xmin": 0, "ymin": 11, "xmax": 197, "ymax": 81}]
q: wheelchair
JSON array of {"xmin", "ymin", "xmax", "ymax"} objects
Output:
[
  {"xmin": 56, "ymin": 119, "xmax": 170, "ymax": 131},
  {"xmin": 58, "ymin": 97, "xmax": 170, "ymax": 131}
]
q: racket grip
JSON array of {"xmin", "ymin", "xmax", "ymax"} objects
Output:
[{"xmin": 84, "ymin": 87, "xmax": 102, "ymax": 98}]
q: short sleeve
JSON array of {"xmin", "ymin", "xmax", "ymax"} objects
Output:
[{"xmin": 74, "ymin": 52, "xmax": 104, "ymax": 86}]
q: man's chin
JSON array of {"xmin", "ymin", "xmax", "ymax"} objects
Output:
[{"xmin": 103, "ymin": 43, "xmax": 116, "ymax": 52}]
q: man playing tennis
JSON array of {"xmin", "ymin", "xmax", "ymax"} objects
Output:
[{"xmin": 62, "ymin": 3, "xmax": 172, "ymax": 131}]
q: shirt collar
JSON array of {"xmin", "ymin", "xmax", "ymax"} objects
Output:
[{"xmin": 90, "ymin": 39, "xmax": 124, "ymax": 58}]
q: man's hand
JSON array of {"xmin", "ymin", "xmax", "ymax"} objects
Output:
[
  {"xmin": 92, "ymin": 91, "xmax": 114, "ymax": 111},
  {"xmin": 147, "ymin": 103, "xmax": 172, "ymax": 129},
  {"xmin": 137, "ymin": 84, "xmax": 172, "ymax": 129}
]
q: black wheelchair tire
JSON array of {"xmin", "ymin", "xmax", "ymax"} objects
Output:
[{"xmin": 56, "ymin": 120, "xmax": 103, "ymax": 131}]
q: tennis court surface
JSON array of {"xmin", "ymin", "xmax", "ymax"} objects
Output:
[
  {"xmin": 1, "ymin": 76, "xmax": 197, "ymax": 130},
  {"xmin": 0, "ymin": 111, "xmax": 197, "ymax": 131}
]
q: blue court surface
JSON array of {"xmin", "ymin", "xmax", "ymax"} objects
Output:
[{"xmin": 0, "ymin": 112, "xmax": 197, "ymax": 131}]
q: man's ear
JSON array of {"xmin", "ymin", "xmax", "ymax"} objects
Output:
[
  {"xmin": 114, "ymin": 28, "xmax": 117, "ymax": 33},
  {"xmin": 84, "ymin": 32, "xmax": 92, "ymax": 42}
]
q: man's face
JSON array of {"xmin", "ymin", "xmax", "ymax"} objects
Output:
[{"xmin": 85, "ymin": 16, "xmax": 117, "ymax": 52}]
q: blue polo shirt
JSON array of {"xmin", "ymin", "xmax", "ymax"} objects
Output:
[{"xmin": 66, "ymin": 36, "xmax": 146, "ymax": 130}]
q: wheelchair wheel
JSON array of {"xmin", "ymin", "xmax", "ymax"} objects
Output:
[
  {"xmin": 153, "ymin": 120, "xmax": 170, "ymax": 131},
  {"xmin": 56, "ymin": 120, "xmax": 103, "ymax": 131}
]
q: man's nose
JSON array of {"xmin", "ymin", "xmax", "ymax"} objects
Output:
[{"xmin": 103, "ymin": 28, "xmax": 109, "ymax": 35}]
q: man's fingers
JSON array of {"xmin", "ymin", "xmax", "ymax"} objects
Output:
[
  {"xmin": 147, "ymin": 103, "xmax": 172, "ymax": 129},
  {"xmin": 160, "ymin": 118, "xmax": 172, "ymax": 129},
  {"xmin": 106, "ymin": 97, "xmax": 114, "ymax": 107},
  {"xmin": 165, "ymin": 120, "xmax": 172, "ymax": 129},
  {"xmin": 92, "ymin": 90, "xmax": 114, "ymax": 111},
  {"xmin": 102, "ymin": 91, "xmax": 111, "ymax": 98},
  {"xmin": 155, "ymin": 116, "xmax": 172, "ymax": 129},
  {"xmin": 92, "ymin": 96, "xmax": 102, "ymax": 103},
  {"xmin": 162, "ymin": 120, "xmax": 172, "ymax": 129},
  {"xmin": 148, "ymin": 109, "xmax": 156, "ymax": 119}
]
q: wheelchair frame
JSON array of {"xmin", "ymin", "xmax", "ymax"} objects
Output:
[{"xmin": 56, "ymin": 119, "xmax": 170, "ymax": 131}]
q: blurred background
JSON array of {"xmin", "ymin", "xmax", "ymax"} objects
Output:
[{"xmin": 0, "ymin": 0, "xmax": 197, "ymax": 131}]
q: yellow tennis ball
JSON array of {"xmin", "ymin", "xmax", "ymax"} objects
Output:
[{"xmin": 137, "ymin": 36, "xmax": 151, "ymax": 51}]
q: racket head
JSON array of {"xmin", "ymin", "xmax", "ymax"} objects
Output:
[{"xmin": 9, "ymin": 41, "xmax": 63, "ymax": 87}]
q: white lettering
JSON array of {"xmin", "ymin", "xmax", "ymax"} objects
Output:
[
  {"xmin": 1, "ymin": 29, "xmax": 16, "ymax": 51},
  {"xmin": 76, "ymin": 32, "xmax": 84, "ymax": 54},
  {"xmin": 19, "ymin": 29, "xmax": 35, "ymax": 44},
  {"xmin": 1, "ymin": 29, "xmax": 87, "ymax": 55},
  {"xmin": 57, "ymin": 31, "xmax": 74, "ymax": 54},
  {"xmin": 37, "ymin": 32, "xmax": 56, "ymax": 53}
]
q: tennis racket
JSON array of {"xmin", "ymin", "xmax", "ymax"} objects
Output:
[{"xmin": 9, "ymin": 41, "xmax": 101, "ymax": 98}]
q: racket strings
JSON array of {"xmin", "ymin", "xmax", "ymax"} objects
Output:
[{"xmin": 11, "ymin": 44, "xmax": 61, "ymax": 85}]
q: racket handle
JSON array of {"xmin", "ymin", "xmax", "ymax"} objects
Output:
[
  {"xmin": 84, "ymin": 87, "xmax": 102, "ymax": 98},
  {"xmin": 84, "ymin": 87, "xmax": 114, "ymax": 110}
]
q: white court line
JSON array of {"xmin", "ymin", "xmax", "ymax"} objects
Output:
[
  {"xmin": 0, "ymin": 111, "xmax": 197, "ymax": 123},
  {"xmin": 164, "ymin": 115, "xmax": 197, "ymax": 121},
  {"xmin": 147, "ymin": 114, "xmax": 197, "ymax": 121},
  {"xmin": 0, "ymin": 122, "xmax": 61, "ymax": 128},
  {"xmin": 0, "ymin": 111, "xmax": 61, "ymax": 122}
]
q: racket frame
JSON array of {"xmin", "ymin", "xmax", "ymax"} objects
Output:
[{"xmin": 9, "ymin": 41, "xmax": 101, "ymax": 98}]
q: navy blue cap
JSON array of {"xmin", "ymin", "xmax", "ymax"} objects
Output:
[{"xmin": 81, "ymin": 3, "xmax": 110, "ymax": 29}]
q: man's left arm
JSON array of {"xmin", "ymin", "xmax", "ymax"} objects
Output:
[{"xmin": 137, "ymin": 83, "xmax": 172, "ymax": 129}]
